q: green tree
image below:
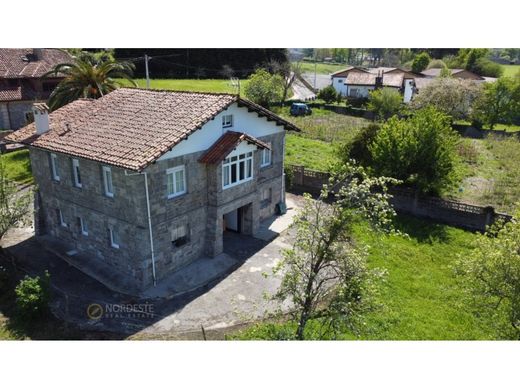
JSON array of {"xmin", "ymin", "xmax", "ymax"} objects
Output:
[
  {"xmin": 244, "ymin": 68, "xmax": 284, "ymax": 108},
  {"xmin": 472, "ymin": 76, "xmax": 520, "ymax": 129},
  {"xmin": 15, "ymin": 271, "xmax": 50, "ymax": 319},
  {"xmin": 318, "ymin": 85, "xmax": 339, "ymax": 104},
  {"xmin": 43, "ymin": 52, "xmax": 137, "ymax": 110},
  {"xmin": 369, "ymin": 107, "xmax": 461, "ymax": 194},
  {"xmin": 367, "ymin": 87, "xmax": 402, "ymax": 120},
  {"xmin": 456, "ymin": 210, "xmax": 520, "ymax": 339},
  {"xmin": 411, "ymin": 52, "xmax": 431, "ymax": 73},
  {"xmin": 410, "ymin": 77, "xmax": 482, "ymax": 121},
  {"xmin": 272, "ymin": 164, "xmax": 397, "ymax": 340},
  {"xmin": 0, "ymin": 162, "xmax": 32, "ymax": 245}
]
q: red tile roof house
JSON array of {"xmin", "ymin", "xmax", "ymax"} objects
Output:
[
  {"xmin": 7, "ymin": 88, "xmax": 300, "ymax": 293},
  {"xmin": 0, "ymin": 48, "xmax": 72, "ymax": 130},
  {"xmin": 331, "ymin": 66, "xmax": 419, "ymax": 103}
]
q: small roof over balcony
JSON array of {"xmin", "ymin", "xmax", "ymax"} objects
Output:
[{"xmin": 199, "ymin": 131, "xmax": 270, "ymax": 165}]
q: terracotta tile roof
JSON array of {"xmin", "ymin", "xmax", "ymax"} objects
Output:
[
  {"xmin": 6, "ymin": 88, "xmax": 298, "ymax": 171},
  {"xmin": 0, "ymin": 82, "xmax": 47, "ymax": 102},
  {"xmin": 199, "ymin": 131, "xmax": 269, "ymax": 164},
  {"xmin": 381, "ymin": 73, "xmax": 404, "ymax": 88},
  {"xmin": 331, "ymin": 66, "xmax": 368, "ymax": 77},
  {"xmin": 345, "ymin": 72, "xmax": 377, "ymax": 85},
  {"xmin": 0, "ymin": 49, "xmax": 72, "ymax": 79}
]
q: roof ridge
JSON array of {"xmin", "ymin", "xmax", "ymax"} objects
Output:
[{"xmin": 119, "ymin": 86, "xmax": 239, "ymax": 97}]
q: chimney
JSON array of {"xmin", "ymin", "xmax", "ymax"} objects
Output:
[
  {"xmin": 33, "ymin": 48, "xmax": 43, "ymax": 60},
  {"xmin": 33, "ymin": 103, "xmax": 49, "ymax": 134}
]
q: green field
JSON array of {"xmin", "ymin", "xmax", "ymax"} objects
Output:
[
  {"xmin": 296, "ymin": 61, "xmax": 349, "ymax": 75},
  {"xmin": 234, "ymin": 215, "xmax": 502, "ymax": 340},
  {"xmin": 1, "ymin": 149, "xmax": 33, "ymax": 185},
  {"xmin": 501, "ymin": 64, "xmax": 520, "ymax": 77},
  {"xmin": 117, "ymin": 78, "xmax": 248, "ymax": 93}
]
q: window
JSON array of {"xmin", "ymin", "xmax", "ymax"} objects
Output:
[
  {"xmin": 109, "ymin": 227, "xmax": 120, "ymax": 249},
  {"xmin": 261, "ymin": 187, "xmax": 272, "ymax": 208},
  {"xmin": 260, "ymin": 145, "xmax": 272, "ymax": 167},
  {"xmin": 167, "ymin": 166, "xmax": 187, "ymax": 198},
  {"xmin": 222, "ymin": 152, "xmax": 253, "ymax": 189},
  {"xmin": 171, "ymin": 225, "xmax": 189, "ymax": 247},
  {"xmin": 50, "ymin": 153, "xmax": 60, "ymax": 181},
  {"xmin": 57, "ymin": 209, "xmax": 66, "ymax": 227},
  {"xmin": 349, "ymin": 88, "xmax": 360, "ymax": 98},
  {"xmin": 78, "ymin": 217, "xmax": 88, "ymax": 236},
  {"xmin": 222, "ymin": 114, "xmax": 233, "ymax": 129},
  {"xmin": 25, "ymin": 111, "xmax": 34, "ymax": 124},
  {"xmin": 337, "ymin": 79, "xmax": 343, "ymax": 83},
  {"xmin": 102, "ymin": 166, "xmax": 114, "ymax": 197},
  {"xmin": 72, "ymin": 159, "xmax": 82, "ymax": 188}
]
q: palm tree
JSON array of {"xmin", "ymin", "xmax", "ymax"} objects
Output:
[{"xmin": 43, "ymin": 52, "xmax": 137, "ymax": 110}]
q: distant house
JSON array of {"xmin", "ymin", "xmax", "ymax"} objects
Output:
[
  {"xmin": 7, "ymin": 88, "xmax": 300, "ymax": 292},
  {"xmin": 0, "ymin": 48, "xmax": 72, "ymax": 130},
  {"xmin": 331, "ymin": 66, "xmax": 417, "ymax": 102},
  {"xmin": 420, "ymin": 68, "xmax": 484, "ymax": 80}
]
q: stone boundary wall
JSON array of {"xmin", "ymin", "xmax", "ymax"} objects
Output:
[{"xmin": 286, "ymin": 164, "xmax": 512, "ymax": 231}]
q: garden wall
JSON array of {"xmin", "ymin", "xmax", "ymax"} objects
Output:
[{"xmin": 286, "ymin": 164, "xmax": 512, "ymax": 231}]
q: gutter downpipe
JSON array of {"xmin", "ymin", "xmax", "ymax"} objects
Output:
[{"xmin": 125, "ymin": 170, "xmax": 157, "ymax": 286}]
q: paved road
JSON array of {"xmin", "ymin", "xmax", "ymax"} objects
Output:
[
  {"xmin": 291, "ymin": 77, "xmax": 316, "ymax": 101},
  {"xmin": 301, "ymin": 72, "xmax": 332, "ymax": 91}
]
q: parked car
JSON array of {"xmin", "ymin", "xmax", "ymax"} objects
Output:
[{"xmin": 290, "ymin": 103, "xmax": 312, "ymax": 116}]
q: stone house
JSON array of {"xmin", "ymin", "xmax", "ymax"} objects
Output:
[
  {"xmin": 0, "ymin": 48, "xmax": 72, "ymax": 130},
  {"xmin": 7, "ymin": 88, "xmax": 300, "ymax": 292}
]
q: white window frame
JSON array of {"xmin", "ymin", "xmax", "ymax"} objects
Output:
[
  {"xmin": 222, "ymin": 114, "xmax": 233, "ymax": 129},
  {"xmin": 109, "ymin": 227, "xmax": 120, "ymax": 249},
  {"xmin": 166, "ymin": 165, "xmax": 187, "ymax": 199},
  {"xmin": 79, "ymin": 217, "xmax": 88, "ymax": 236},
  {"xmin": 260, "ymin": 146, "xmax": 272, "ymax": 168},
  {"xmin": 72, "ymin": 159, "xmax": 82, "ymax": 188},
  {"xmin": 102, "ymin": 166, "xmax": 114, "ymax": 198},
  {"xmin": 50, "ymin": 153, "xmax": 60, "ymax": 181},
  {"xmin": 222, "ymin": 151, "xmax": 253, "ymax": 189},
  {"xmin": 58, "ymin": 209, "xmax": 66, "ymax": 227}
]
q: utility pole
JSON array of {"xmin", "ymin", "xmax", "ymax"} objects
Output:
[{"xmin": 145, "ymin": 54, "xmax": 150, "ymax": 89}]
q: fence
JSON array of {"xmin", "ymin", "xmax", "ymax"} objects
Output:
[{"xmin": 286, "ymin": 164, "xmax": 512, "ymax": 231}]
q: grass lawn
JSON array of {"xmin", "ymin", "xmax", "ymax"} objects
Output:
[
  {"xmin": 233, "ymin": 215, "xmax": 500, "ymax": 340},
  {"xmin": 1, "ymin": 149, "xmax": 33, "ymax": 185},
  {"xmin": 296, "ymin": 61, "xmax": 350, "ymax": 75},
  {"xmin": 285, "ymin": 134, "xmax": 339, "ymax": 171},
  {"xmin": 501, "ymin": 64, "xmax": 520, "ymax": 77},
  {"xmin": 117, "ymin": 78, "xmax": 248, "ymax": 94}
]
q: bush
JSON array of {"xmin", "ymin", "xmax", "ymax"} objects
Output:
[
  {"xmin": 284, "ymin": 165, "xmax": 294, "ymax": 189},
  {"xmin": 338, "ymin": 123, "xmax": 380, "ymax": 167},
  {"xmin": 367, "ymin": 88, "xmax": 402, "ymax": 120},
  {"xmin": 244, "ymin": 68, "xmax": 284, "ymax": 108},
  {"xmin": 412, "ymin": 52, "xmax": 431, "ymax": 73},
  {"xmin": 317, "ymin": 85, "xmax": 339, "ymax": 104},
  {"xmin": 369, "ymin": 107, "xmax": 461, "ymax": 195},
  {"xmin": 427, "ymin": 59, "xmax": 447, "ymax": 69},
  {"xmin": 472, "ymin": 57, "xmax": 504, "ymax": 78},
  {"xmin": 15, "ymin": 271, "xmax": 50, "ymax": 319}
]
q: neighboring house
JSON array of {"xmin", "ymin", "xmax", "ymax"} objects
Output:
[
  {"xmin": 0, "ymin": 48, "xmax": 72, "ymax": 130},
  {"xmin": 419, "ymin": 68, "xmax": 484, "ymax": 80},
  {"xmin": 330, "ymin": 66, "xmax": 416, "ymax": 102},
  {"xmin": 7, "ymin": 88, "xmax": 299, "ymax": 292}
]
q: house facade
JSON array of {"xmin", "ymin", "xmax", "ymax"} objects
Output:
[
  {"xmin": 0, "ymin": 48, "xmax": 71, "ymax": 130},
  {"xmin": 330, "ymin": 66, "xmax": 416, "ymax": 102},
  {"xmin": 7, "ymin": 88, "xmax": 299, "ymax": 292}
]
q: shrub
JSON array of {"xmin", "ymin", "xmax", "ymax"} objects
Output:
[
  {"xmin": 412, "ymin": 52, "xmax": 431, "ymax": 73},
  {"xmin": 367, "ymin": 88, "xmax": 402, "ymax": 120},
  {"xmin": 284, "ymin": 165, "xmax": 294, "ymax": 189},
  {"xmin": 472, "ymin": 57, "xmax": 504, "ymax": 78},
  {"xmin": 427, "ymin": 59, "xmax": 447, "ymax": 69},
  {"xmin": 15, "ymin": 271, "xmax": 50, "ymax": 319},
  {"xmin": 244, "ymin": 68, "xmax": 284, "ymax": 108},
  {"xmin": 338, "ymin": 123, "xmax": 380, "ymax": 167},
  {"xmin": 317, "ymin": 85, "xmax": 339, "ymax": 104}
]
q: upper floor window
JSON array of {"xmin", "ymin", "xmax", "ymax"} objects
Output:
[
  {"xmin": 222, "ymin": 114, "xmax": 233, "ymax": 129},
  {"xmin": 72, "ymin": 159, "xmax": 82, "ymax": 188},
  {"xmin": 260, "ymin": 145, "xmax": 272, "ymax": 167},
  {"xmin": 167, "ymin": 165, "xmax": 186, "ymax": 198},
  {"xmin": 50, "ymin": 153, "xmax": 60, "ymax": 181},
  {"xmin": 102, "ymin": 166, "xmax": 114, "ymax": 197},
  {"xmin": 223, "ymin": 152, "xmax": 253, "ymax": 189},
  {"xmin": 56, "ymin": 208, "xmax": 66, "ymax": 227},
  {"xmin": 108, "ymin": 227, "xmax": 120, "ymax": 249}
]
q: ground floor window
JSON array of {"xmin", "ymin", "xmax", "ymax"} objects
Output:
[
  {"xmin": 261, "ymin": 187, "xmax": 272, "ymax": 208},
  {"xmin": 172, "ymin": 224, "xmax": 189, "ymax": 247},
  {"xmin": 56, "ymin": 209, "xmax": 66, "ymax": 227},
  {"xmin": 78, "ymin": 217, "xmax": 88, "ymax": 236},
  {"xmin": 108, "ymin": 227, "xmax": 120, "ymax": 249},
  {"xmin": 222, "ymin": 152, "xmax": 253, "ymax": 189}
]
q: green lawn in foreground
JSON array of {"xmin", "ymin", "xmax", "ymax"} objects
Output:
[
  {"xmin": 118, "ymin": 78, "xmax": 248, "ymax": 94},
  {"xmin": 233, "ymin": 215, "xmax": 500, "ymax": 340},
  {"xmin": 1, "ymin": 149, "xmax": 33, "ymax": 185}
]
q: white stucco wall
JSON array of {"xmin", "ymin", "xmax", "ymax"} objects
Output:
[
  {"xmin": 403, "ymin": 79, "xmax": 414, "ymax": 103},
  {"xmin": 331, "ymin": 76, "xmax": 348, "ymax": 96},
  {"xmin": 157, "ymin": 103, "xmax": 284, "ymax": 160}
]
